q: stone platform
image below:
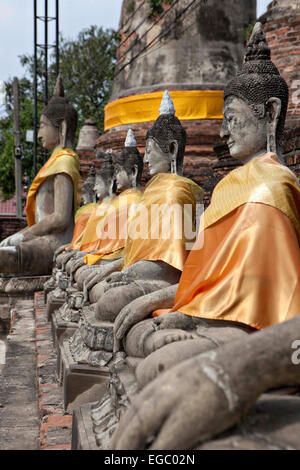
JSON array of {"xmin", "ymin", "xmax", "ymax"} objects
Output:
[
  {"xmin": 59, "ymin": 337, "xmax": 109, "ymax": 413},
  {"xmin": 0, "ymin": 290, "xmax": 73, "ymax": 450}
]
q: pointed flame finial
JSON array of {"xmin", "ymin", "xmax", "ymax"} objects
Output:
[
  {"xmin": 125, "ymin": 128, "xmax": 137, "ymax": 147},
  {"xmin": 159, "ymin": 90, "xmax": 176, "ymax": 116},
  {"xmin": 53, "ymin": 74, "xmax": 65, "ymax": 97}
]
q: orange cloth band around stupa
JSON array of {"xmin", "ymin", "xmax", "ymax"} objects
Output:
[{"xmin": 104, "ymin": 90, "xmax": 224, "ymax": 130}]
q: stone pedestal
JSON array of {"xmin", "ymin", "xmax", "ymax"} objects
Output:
[{"xmin": 59, "ymin": 337, "xmax": 110, "ymax": 413}]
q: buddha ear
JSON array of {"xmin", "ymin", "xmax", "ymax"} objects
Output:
[
  {"xmin": 59, "ymin": 119, "xmax": 68, "ymax": 148},
  {"xmin": 169, "ymin": 140, "xmax": 179, "ymax": 174},
  {"xmin": 265, "ymin": 97, "xmax": 281, "ymax": 154},
  {"xmin": 131, "ymin": 164, "xmax": 138, "ymax": 187}
]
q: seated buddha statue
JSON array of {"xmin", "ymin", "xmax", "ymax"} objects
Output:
[
  {"xmin": 52, "ymin": 131, "xmax": 144, "ymax": 323},
  {"xmin": 90, "ymin": 91, "xmax": 204, "ymax": 325},
  {"xmin": 56, "ymin": 152, "xmax": 116, "ymax": 275},
  {"xmin": 53, "ymin": 165, "xmax": 97, "ymax": 268},
  {"xmin": 44, "ymin": 165, "xmax": 97, "ymax": 297},
  {"xmin": 109, "ymin": 23, "xmax": 300, "ymax": 447},
  {"xmin": 0, "ymin": 75, "xmax": 80, "ymax": 276},
  {"xmin": 64, "ymin": 92, "xmax": 203, "ymax": 367},
  {"xmin": 71, "ymin": 128, "xmax": 144, "ymax": 292},
  {"xmin": 45, "ymin": 154, "xmax": 116, "ymax": 313}
]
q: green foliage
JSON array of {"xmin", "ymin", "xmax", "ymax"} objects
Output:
[
  {"xmin": 148, "ymin": 0, "xmax": 173, "ymax": 20},
  {"xmin": 242, "ymin": 22, "xmax": 254, "ymax": 44},
  {"xmin": 148, "ymin": 0, "xmax": 164, "ymax": 19},
  {"xmin": 126, "ymin": 0, "xmax": 136, "ymax": 14},
  {"xmin": 0, "ymin": 25, "xmax": 119, "ymax": 200}
]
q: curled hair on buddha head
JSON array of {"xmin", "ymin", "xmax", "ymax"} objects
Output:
[
  {"xmin": 224, "ymin": 22, "xmax": 289, "ymax": 146},
  {"xmin": 95, "ymin": 153, "xmax": 115, "ymax": 183},
  {"xmin": 146, "ymin": 91, "xmax": 186, "ymax": 172},
  {"xmin": 82, "ymin": 165, "xmax": 96, "ymax": 195},
  {"xmin": 114, "ymin": 129, "xmax": 143, "ymax": 185},
  {"xmin": 41, "ymin": 74, "xmax": 78, "ymax": 145}
]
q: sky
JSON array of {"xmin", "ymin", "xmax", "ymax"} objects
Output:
[{"xmin": 0, "ymin": 0, "xmax": 271, "ymax": 101}]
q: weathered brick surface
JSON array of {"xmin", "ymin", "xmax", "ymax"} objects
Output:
[
  {"xmin": 0, "ymin": 216, "xmax": 27, "ymax": 242},
  {"xmin": 34, "ymin": 292, "xmax": 72, "ymax": 450},
  {"xmin": 0, "ymin": 299, "xmax": 40, "ymax": 450},
  {"xmin": 261, "ymin": 11, "xmax": 300, "ymax": 123}
]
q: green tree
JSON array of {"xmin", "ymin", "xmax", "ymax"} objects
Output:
[{"xmin": 0, "ymin": 25, "xmax": 119, "ymax": 200}]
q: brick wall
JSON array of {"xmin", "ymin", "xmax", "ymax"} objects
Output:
[
  {"xmin": 0, "ymin": 217, "xmax": 27, "ymax": 242},
  {"xmin": 261, "ymin": 12, "xmax": 300, "ymax": 123}
]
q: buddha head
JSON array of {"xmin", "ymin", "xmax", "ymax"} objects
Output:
[
  {"xmin": 221, "ymin": 22, "xmax": 289, "ymax": 162},
  {"xmin": 144, "ymin": 91, "xmax": 186, "ymax": 176},
  {"xmin": 94, "ymin": 153, "xmax": 115, "ymax": 201},
  {"xmin": 38, "ymin": 75, "xmax": 78, "ymax": 150},
  {"xmin": 114, "ymin": 129, "xmax": 143, "ymax": 191},
  {"xmin": 81, "ymin": 165, "xmax": 96, "ymax": 204}
]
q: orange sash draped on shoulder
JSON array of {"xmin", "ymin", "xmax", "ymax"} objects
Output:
[
  {"xmin": 79, "ymin": 195, "xmax": 117, "ymax": 253},
  {"xmin": 67, "ymin": 203, "xmax": 98, "ymax": 250},
  {"xmin": 123, "ymin": 173, "xmax": 204, "ymax": 272},
  {"xmin": 25, "ymin": 147, "xmax": 80, "ymax": 227},
  {"xmin": 84, "ymin": 187, "xmax": 143, "ymax": 265},
  {"xmin": 154, "ymin": 153, "xmax": 300, "ymax": 330}
]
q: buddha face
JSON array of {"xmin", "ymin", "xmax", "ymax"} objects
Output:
[
  {"xmin": 81, "ymin": 187, "xmax": 92, "ymax": 205},
  {"xmin": 220, "ymin": 96, "xmax": 267, "ymax": 162},
  {"xmin": 144, "ymin": 138, "xmax": 170, "ymax": 176},
  {"xmin": 38, "ymin": 115, "xmax": 60, "ymax": 150},
  {"xmin": 94, "ymin": 175, "xmax": 107, "ymax": 201},
  {"xmin": 114, "ymin": 164, "xmax": 131, "ymax": 191}
]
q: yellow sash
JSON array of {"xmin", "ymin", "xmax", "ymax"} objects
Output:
[
  {"xmin": 79, "ymin": 195, "xmax": 118, "ymax": 252},
  {"xmin": 203, "ymin": 152, "xmax": 300, "ymax": 239},
  {"xmin": 123, "ymin": 173, "xmax": 204, "ymax": 271},
  {"xmin": 25, "ymin": 147, "xmax": 80, "ymax": 227},
  {"xmin": 67, "ymin": 203, "xmax": 98, "ymax": 251},
  {"xmin": 154, "ymin": 153, "xmax": 300, "ymax": 329}
]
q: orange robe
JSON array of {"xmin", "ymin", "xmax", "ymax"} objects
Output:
[
  {"xmin": 154, "ymin": 153, "xmax": 300, "ymax": 330},
  {"xmin": 123, "ymin": 173, "xmax": 204, "ymax": 272},
  {"xmin": 67, "ymin": 203, "xmax": 98, "ymax": 250},
  {"xmin": 83, "ymin": 187, "xmax": 143, "ymax": 264},
  {"xmin": 25, "ymin": 147, "xmax": 80, "ymax": 226}
]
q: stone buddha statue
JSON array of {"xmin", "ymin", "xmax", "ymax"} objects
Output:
[
  {"xmin": 55, "ymin": 153, "xmax": 116, "ymax": 273},
  {"xmin": 108, "ymin": 23, "xmax": 300, "ymax": 449},
  {"xmin": 91, "ymin": 91, "xmax": 204, "ymax": 325},
  {"xmin": 45, "ymin": 154, "xmax": 116, "ymax": 314},
  {"xmin": 44, "ymin": 166, "xmax": 97, "ymax": 297},
  {"xmin": 0, "ymin": 75, "xmax": 79, "ymax": 276},
  {"xmin": 74, "ymin": 128, "xmax": 144, "ymax": 294},
  {"xmin": 63, "ymin": 93, "xmax": 203, "ymax": 369},
  {"xmin": 52, "ymin": 131, "xmax": 143, "ymax": 325}
]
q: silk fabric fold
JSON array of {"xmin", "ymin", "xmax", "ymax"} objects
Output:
[
  {"xmin": 154, "ymin": 153, "xmax": 300, "ymax": 329},
  {"xmin": 123, "ymin": 173, "xmax": 204, "ymax": 272},
  {"xmin": 83, "ymin": 187, "xmax": 143, "ymax": 263},
  {"xmin": 67, "ymin": 203, "xmax": 98, "ymax": 250}
]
